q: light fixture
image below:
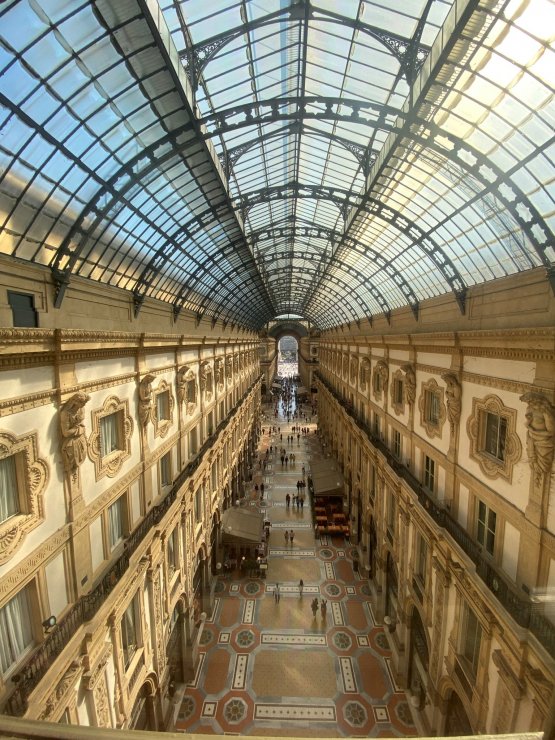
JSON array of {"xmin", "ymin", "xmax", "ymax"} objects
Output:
[{"xmin": 42, "ymin": 615, "xmax": 57, "ymax": 633}]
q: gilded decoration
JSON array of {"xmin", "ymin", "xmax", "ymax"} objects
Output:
[
  {"xmin": 359, "ymin": 358, "xmax": 370, "ymax": 391},
  {"xmin": 138, "ymin": 374, "xmax": 155, "ymax": 429},
  {"xmin": 390, "ymin": 369, "xmax": 405, "ymax": 416},
  {"xmin": 88, "ymin": 396, "xmax": 134, "ymax": 480},
  {"xmin": 200, "ymin": 361, "xmax": 214, "ymax": 401},
  {"xmin": 215, "ymin": 358, "xmax": 225, "ymax": 392},
  {"xmin": 467, "ymin": 395, "xmax": 522, "ymax": 482},
  {"xmin": 418, "ymin": 378, "xmax": 446, "ymax": 439},
  {"xmin": 350, "ymin": 356, "xmax": 358, "ymax": 385},
  {"xmin": 153, "ymin": 380, "xmax": 175, "ymax": 439},
  {"xmin": 60, "ymin": 391, "xmax": 90, "ymax": 474},
  {"xmin": 0, "ymin": 429, "xmax": 49, "ymax": 564},
  {"xmin": 372, "ymin": 360, "xmax": 388, "ymax": 401},
  {"xmin": 520, "ymin": 391, "xmax": 555, "ymax": 486}
]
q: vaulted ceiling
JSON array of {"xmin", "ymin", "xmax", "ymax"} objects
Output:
[{"xmin": 0, "ymin": 0, "xmax": 553, "ymax": 330}]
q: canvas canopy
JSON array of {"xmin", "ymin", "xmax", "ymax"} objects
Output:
[
  {"xmin": 310, "ymin": 460, "xmax": 345, "ymax": 498},
  {"xmin": 221, "ymin": 507, "xmax": 263, "ymax": 546}
]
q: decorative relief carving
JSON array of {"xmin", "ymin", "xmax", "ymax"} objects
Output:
[
  {"xmin": 88, "ymin": 396, "xmax": 133, "ymax": 480},
  {"xmin": 372, "ymin": 360, "xmax": 388, "ymax": 401},
  {"xmin": 215, "ymin": 358, "xmax": 225, "ymax": 392},
  {"xmin": 359, "ymin": 358, "xmax": 371, "ymax": 391},
  {"xmin": 138, "ymin": 374, "xmax": 155, "ymax": 429},
  {"xmin": 520, "ymin": 392, "xmax": 555, "ymax": 486},
  {"xmin": 349, "ymin": 356, "xmax": 358, "ymax": 384},
  {"xmin": 342, "ymin": 353, "xmax": 349, "ymax": 379},
  {"xmin": 418, "ymin": 378, "xmax": 446, "ymax": 439},
  {"xmin": 441, "ymin": 373, "xmax": 462, "ymax": 435},
  {"xmin": 0, "ymin": 429, "xmax": 49, "ymax": 564},
  {"xmin": 225, "ymin": 356, "xmax": 233, "ymax": 382},
  {"xmin": 390, "ymin": 369, "xmax": 405, "ymax": 416},
  {"xmin": 60, "ymin": 392, "xmax": 90, "ymax": 474},
  {"xmin": 84, "ymin": 644, "xmax": 113, "ymax": 691},
  {"xmin": 36, "ymin": 661, "xmax": 83, "ymax": 721},
  {"xmin": 467, "ymin": 395, "xmax": 522, "ymax": 482},
  {"xmin": 401, "ymin": 363, "xmax": 416, "ymax": 406},
  {"xmin": 200, "ymin": 361, "xmax": 214, "ymax": 400},
  {"xmin": 153, "ymin": 379, "xmax": 174, "ymax": 439}
]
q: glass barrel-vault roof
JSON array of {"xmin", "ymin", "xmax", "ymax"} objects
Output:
[{"xmin": 0, "ymin": 0, "xmax": 553, "ymax": 330}]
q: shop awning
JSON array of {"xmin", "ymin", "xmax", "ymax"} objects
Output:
[{"xmin": 221, "ymin": 507, "xmax": 263, "ymax": 545}]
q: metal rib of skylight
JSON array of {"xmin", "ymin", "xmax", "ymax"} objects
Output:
[
  {"xmin": 343, "ymin": 0, "xmax": 554, "ymax": 310},
  {"xmin": 161, "ymin": 0, "xmax": 448, "ymax": 322},
  {"xmin": 0, "ymin": 0, "xmax": 275, "ymax": 329}
]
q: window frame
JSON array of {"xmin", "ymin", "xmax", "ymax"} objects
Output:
[
  {"xmin": 99, "ymin": 411, "xmax": 123, "ymax": 459},
  {"xmin": 392, "ymin": 429, "xmax": 401, "ymax": 459},
  {"xmin": 467, "ymin": 395, "xmax": 521, "ymax": 482},
  {"xmin": 476, "ymin": 498, "xmax": 497, "ymax": 557},
  {"xmin": 423, "ymin": 454, "xmax": 436, "ymax": 493},
  {"xmin": 160, "ymin": 451, "xmax": 172, "ymax": 488},
  {"xmin": 458, "ymin": 603, "xmax": 482, "ymax": 681},
  {"xmin": 121, "ymin": 593, "xmax": 142, "ymax": 671},
  {"xmin": 0, "ymin": 582, "xmax": 37, "ymax": 678},
  {"xmin": 107, "ymin": 494, "xmax": 127, "ymax": 552}
]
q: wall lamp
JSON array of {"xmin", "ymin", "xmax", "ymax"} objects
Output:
[{"xmin": 42, "ymin": 615, "xmax": 57, "ymax": 633}]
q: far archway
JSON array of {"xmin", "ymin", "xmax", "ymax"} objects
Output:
[{"xmin": 277, "ymin": 335, "xmax": 298, "ymax": 378}]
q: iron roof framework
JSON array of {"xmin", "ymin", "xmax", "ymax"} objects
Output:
[{"xmin": 0, "ymin": 0, "xmax": 553, "ymax": 330}]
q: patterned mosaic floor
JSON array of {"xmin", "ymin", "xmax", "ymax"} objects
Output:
[{"xmin": 173, "ymin": 403, "xmax": 418, "ymax": 737}]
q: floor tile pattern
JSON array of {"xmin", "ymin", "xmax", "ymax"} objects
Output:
[{"xmin": 173, "ymin": 402, "xmax": 417, "ymax": 737}]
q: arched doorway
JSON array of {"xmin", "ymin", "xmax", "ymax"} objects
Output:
[
  {"xmin": 129, "ymin": 678, "xmax": 158, "ymax": 730},
  {"xmin": 408, "ymin": 608, "xmax": 429, "ymax": 710},
  {"xmin": 385, "ymin": 552, "xmax": 398, "ymax": 623},
  {"xmin": 277, "ymin": 335, "xmax": 298, "ymax": 377},
  {"xmin": 444, "ymin": 690, "xmax": 473, "ymax": 736},
  {"xmin": 368, "ymin": 516, "xmax": 377, "ymax": 577}
]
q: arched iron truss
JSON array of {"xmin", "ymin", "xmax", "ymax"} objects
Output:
[
  {"xmin": 235, "ymin": 184, "xmax": 465, "ymax": 313},
  {"xmin": 189, "ymin": 223, "xmax": 403, "ymax": 327},
  {"xmin": 222, "ymin": 122, "xmax": 378, "ymax": 180},
  {"xmin": 198, "ymin": 96, "xmax": 404, "ymax": 141},
  {"xmin": 180, "ymin": 4, "xmax": 430, "ymax": 93}
]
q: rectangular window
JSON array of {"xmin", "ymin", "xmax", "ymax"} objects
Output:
[
  {"xmin": 373, "ymin": 413, "xmax": 381, "ymax": 437},
  {"xmin": 8, "ymin": 291, "xmax": 38, "ymax": 328},
  {"xmin": 100, "ymin": 413, "xmax": 122, "ymax": 457},
  {"xmin": 121, "ymin": 594, "xmax": 141, "ymax": 670},
  {"xmin": 160, "ymin": 452, "xmax": 171, "ymax": 487},
  {"xmin": 460, "ymin": 605, "xmax": 482, "ymax": 678},
  {"xmin": 393, "ymin": 378, "xmax": 403, "ymax": 404},
  {"xmin": 483, "ymin": 412, "xmax": 507, "ymax": 461},
  {"xmin": 189, "ymin": 428, "xmax": 198, "ymax": 458},
  {"xmin": 194, "ymin": 488, "xmax": 202, "ymax": 523},
  {"xmin": 369, "ymin": 465, "xmax": 376, "ymax": 503},
  {"xmin": 167, "ymin": 527, "xmax": 179, "ymax": 572},
  {"xmin": 416, "ymin": 535, "xmax": 427, "ymax": 582},
  {"xmin": 477, "ymin": 500, "xmax": 496, "ymax": 556},
  {"xmin": 424, "ymin": 390, "xmax": 440, "ymax": 426},
  {"xmin": 387, "ymin": 493, "xmax": 396, "ymax": 539},
  {"xmin": 423, "ymin": 455, "xmax": 435, "ymax": 492},
  {"xmin": 0, "ymin": 455, "xmax": 20, "ymax": 523},
  {"xmin": 108, "ymin": 497, "xmax": 124, "ymax": 550},
  {"xmin": 393, "ymin": 430, "xmax": 401, "ymax": 459},
  {"xmin": 156, "ymin": 391, "xmax": 170, "ymax": 421},
  {"xmin": 0, "ymin": 586, "xmax": 34, "ymax": 675}
]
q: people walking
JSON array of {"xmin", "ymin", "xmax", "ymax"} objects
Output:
[
  {"xmin": 284, "ymin": 530, "xmax": 289, "ymax": 545},
  {"xmin": 321, "ymin": 599, "xmax": 327, "ymax": 619},
  {"xmin": 274, "ymin": 583, "xmax": 280, "ymax": 603},
  {"xmin": 299, "ymin": 578, "xmax": 304, "ymax": 595},
  {"xmin": 289, "ymin": 529, "xmax": 295, "ymax": 546},
  {"xmin": 286, "ymin": 493, "xmax": 291, "ymax": 508},
  {"xmin": 311, "ymin": 598, "xmax": 319, "ymax": 617}
]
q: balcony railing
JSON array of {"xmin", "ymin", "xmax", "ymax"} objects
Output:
[
  {"xmin": 315, "ymin": 372, "xmax": 555, "ymax": 658},
  {"xmin": 5, "ymin": 375, "xmax": 263, "ymax": 716}
]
